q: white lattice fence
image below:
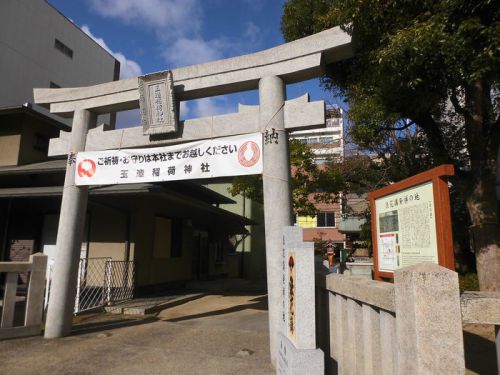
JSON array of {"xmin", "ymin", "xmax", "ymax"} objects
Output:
[
  {"xmin": 75, "ymin": 258, "xmax": 135, "ymax": 313},
  {"xmin": 45, "ymin": 258, "xmax": 135, "ymax": 314},
  {"xmin": 75, "ymin": 258, "xmax": 110, "ymax": 313},
  {"xmin": 105, "ymin": 260, "xmax": 135, "ymax": 304}
]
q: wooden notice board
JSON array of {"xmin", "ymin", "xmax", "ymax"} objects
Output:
[{"xmin": 368, "ymin": 165, "xmax": 455, "ymax": 280}]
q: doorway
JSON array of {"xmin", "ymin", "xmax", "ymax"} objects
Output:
[{"xmin": 192, "ymin": 230, "xmax": 209, "ymax": 280}]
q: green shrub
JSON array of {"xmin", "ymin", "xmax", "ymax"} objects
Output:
[{"xmin": 458, "ymin": 273, "xmax": 479, "ymax": 292}]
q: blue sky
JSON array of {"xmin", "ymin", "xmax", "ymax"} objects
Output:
[{"xmin": 48, "ymin": 0, "xmax": 346, "ymax": 127}]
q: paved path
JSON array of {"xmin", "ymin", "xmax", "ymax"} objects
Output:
[{"xmin": 0, "ymin": 293, "xmax": 274, "ymax": 375}]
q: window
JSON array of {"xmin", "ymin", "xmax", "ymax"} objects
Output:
[
  {"xmin": 327, "ymin": 118, "xmax": 340, "ymax": 128},
  {"xmin": 317, "ymin": 212, "xmax": 335, "ymax": 227},
  {"xmin": 170, "ymin": 220, "xmax": 183, "ymax": 258},
  {"xmin": 214, "ymin": 239, "xmax": 224, "ymax": 263},
  {"xmin": 34, "ymin": 133, "xmax": 49, "ymax": 153},
  {"xmin": 319, "ymin": 136, "xmax": 334, "ymax": 144},
  {"xmin": 54, "ymin": 39, "xmax": 73, "ymax": 59}
]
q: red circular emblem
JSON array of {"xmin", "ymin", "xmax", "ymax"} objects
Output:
[
  {"xmin": 77, "ymin": 159, "xmax": 96, "ymax": 178},
  {"xmin": 238, "ymin": 141, "xmax": 260, "ymax": 167}
]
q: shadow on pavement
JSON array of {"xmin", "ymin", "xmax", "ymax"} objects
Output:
[
  {"xmin": 162, "ymin": 294, "xmax": 267, "ymax": 323},
  {"xmin": 69, "ymin": 316, "xmax": 159, "ymax": 336},
  {"xmin": 63, "ymin": 291, "xmax": 268, "ymax": 334}
]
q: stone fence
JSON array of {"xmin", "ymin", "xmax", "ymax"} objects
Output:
[
  {"xmin": 0, "ymin": 253, "xmax": 47, "ymax": 340},
  {"xmin": 315, "ymin": 262, "xmax": 500, "ymax": 375}
]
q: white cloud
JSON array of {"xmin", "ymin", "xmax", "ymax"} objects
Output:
[
  {"xmin": 86, "ymin": 0, "xmax": 201, "ymax": 36},
  {"xmin": 86, "ymin": 0, "xmax": 265, "ymax": 71},
  {"xmin": 81, "ymin": 25, "xmax": 142, "ymax": 79},
  {"xmin": 241, "ymin": 0, "xmax": 265, "ymax": 11},
  {"xmin": 112, "ymin": 52, "xmax": 143, "ymax": 79},
  {"xmin": 243, "ymin": 22, "xmax": 261, "ymax": 46},
  {"xmin": 179, "ymin": 101, "xmax": 189, "ymax": 119},
  {"xmin": 84, "ymin": 0, "xmax": 267, "ymax": 123},
  {"xmin": 164, "ymin": 37, "xmax": 226, "ymax": 68},
  {"xmin": 191, "ymin": 97, "xmax": 235, "ymax": 118},
  {"xmin": 115, "ymin": 99, "xmax": 227, "ymax": 128}
]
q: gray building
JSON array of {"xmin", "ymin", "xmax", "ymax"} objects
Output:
[
  {"xmin": 0, "ymin": 0, "xmax": 119, "ymax": 125},
  {"xmin": 290, "ymin": 106, "xmax": 344, "ymax": 164}
]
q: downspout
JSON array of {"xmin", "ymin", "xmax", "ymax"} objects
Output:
[
  {"xmin": 240, "ymin": 190, "xmax": 246, "ymax": 278},
  {"xmin": 124, "ymin": 213, "xmax": 131, "ymax": 262},
  {"xmin": 1, "ymin": 199, "xmax": 12, "ymax": 261},
  {"xmin": 85, "ymin": 211, "xmax": 92, "ymax": 259},
  {"xmin": 123, "ymin": 212, "xmax": 132, "ymax": 297}
]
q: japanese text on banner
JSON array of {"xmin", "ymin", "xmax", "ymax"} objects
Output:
[{"xmin": 75, "ymin": 133, "xmax": 262, "ymax": 186}]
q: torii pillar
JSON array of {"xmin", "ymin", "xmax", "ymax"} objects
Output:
[
  {"xmin": 259, "ymin": 75, "xmax": 293, "ymax": 363},
  {"xmin": 44, "ymin": 109, "xmax": 95, "ymax": 338}
]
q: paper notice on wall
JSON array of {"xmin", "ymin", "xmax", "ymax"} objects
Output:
[
  {"xmin": 379, "ymin": 233, "xmax": 397, "ymax": 267},
  {"xmin": 74, "ymin": 133, "xmax": 262, "ymax": 186}
]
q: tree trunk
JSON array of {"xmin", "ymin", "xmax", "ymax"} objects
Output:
[
  {"xmin": 469, "ymin": 223, "xmax": 500, "ymax": 291},
  {"xmin": 466, "ymin": 175, "xmax": 500, "ymax": 291},
  {"xmin": 463, "ymin": 79, "xmax": 500, "ymax": 291}
]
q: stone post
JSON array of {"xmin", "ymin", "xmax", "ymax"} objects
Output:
[
  {"xmin": 259, "ymin": 75, "xmax": 293, "ymax": 365},
  {"xmin": 496, "ymin": 325, "xmax": 500, "ymax": 375},
  {"xmin": 25, "ymin": 253, "xmax": 48, "ymax": 327},
  {"xmin": 45, "ymin": 109, "xmax": 96, "ymax": 339},
  {"xmin": 394, "ymin": 262, "xmax": 465, "ymax": 374},
  {"xmin": 278, "ymin": 226, "xmax": 324, "ymax": 375}
]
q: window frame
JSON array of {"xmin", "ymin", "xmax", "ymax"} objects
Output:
[
  {"xmin": 316, "ymin": 211, "xmax": 336, "ymax": 228},
  {"xmin": 54, "ymin": 38, "xmax": 73, "ymax": 59}
]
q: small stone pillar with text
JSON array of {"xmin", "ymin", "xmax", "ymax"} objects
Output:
[{"xmin": 277, "ymin": 226, "xmax": 324, "ymax": 375}]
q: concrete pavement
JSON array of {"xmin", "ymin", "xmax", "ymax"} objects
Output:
[{"xmin": 0, "ymin": 293, "xmax": 274, "ymax": 375}]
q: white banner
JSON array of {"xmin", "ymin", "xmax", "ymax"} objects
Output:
[{"xmin": 75, "ymin": 133, "xmax": 262, "ymax": 186}]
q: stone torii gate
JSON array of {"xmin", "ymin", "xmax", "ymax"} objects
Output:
[{"xmin": 34, "ymin": 26, "xmax": 351, "ymax": 364}]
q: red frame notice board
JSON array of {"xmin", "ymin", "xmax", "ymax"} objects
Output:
[{"xmin": 368, "ymin": 164, "xmax": 455, "ymax": 280}]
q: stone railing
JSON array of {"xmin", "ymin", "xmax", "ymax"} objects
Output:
[
  {"xmin": 315, "ymin": 262, "xmax": 500, "ymax": 374},
  {"xmin": 0, "ymin": 253, "xmax": 47, "ymax": 339}
]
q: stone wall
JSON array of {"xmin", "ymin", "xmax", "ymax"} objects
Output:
[{"xmin": 315, "ymin": 263, "xmax": 500, "ymax": 374}]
